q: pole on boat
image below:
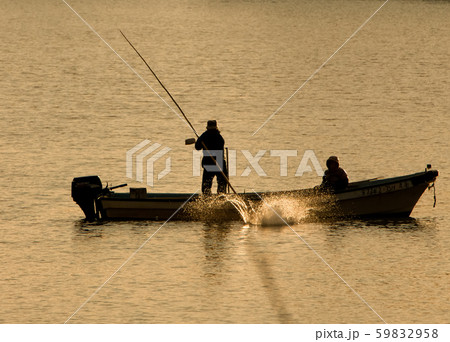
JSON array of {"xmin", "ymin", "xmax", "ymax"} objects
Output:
[
  {"xmin": 226, "ymin": 147, "xmax": 230, "ymax": 194},
  {"xmin": 119, "ymin": 30, "xmax": 199, "ymax": 138},
  {"xmin": 119, "ymin": 30, "xmax": 238, "ymax": 195}
]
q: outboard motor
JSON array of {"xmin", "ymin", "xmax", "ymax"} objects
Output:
[{"xmin": 71, "ymin": 176, "xmax": 103, "ymax": 221}]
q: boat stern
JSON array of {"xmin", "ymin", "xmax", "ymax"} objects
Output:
[{"xmin": 71, "ymin": 176, "xmax": 103, "ymax": 221}]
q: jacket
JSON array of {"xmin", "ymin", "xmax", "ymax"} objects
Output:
[{"xmin": 195, "ymin": 129, "xmax": 225, "ymax": 166}]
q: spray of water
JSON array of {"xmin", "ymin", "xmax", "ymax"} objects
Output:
[
  {"xmin": 184, "ymin": 194, "xmax": 249, "ymax": 222},
  {"xmin": 249, "ymin": 195, "xmax": 312, "ymax": 226},
  {"xmin": 184, "ymin": 191, "xmax": 333, "ymax": 225},
  {"xmin": 226, "ymin": 191, "xmax": 334, "ymax": 226},
  {"xmin": 222, "ymin": 195, "xmax": 253, "ymax": 223}
]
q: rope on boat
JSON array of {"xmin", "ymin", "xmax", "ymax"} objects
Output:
[{"xmin": 428, "ymin": 182, "xmax": 436, "ymax": 208}]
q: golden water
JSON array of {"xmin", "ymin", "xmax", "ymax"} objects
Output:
[{"xmin": 0, "ymin": 0, "xmax": 449, "ymax": 323}]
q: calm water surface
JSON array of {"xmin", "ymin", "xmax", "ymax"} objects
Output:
[{"xmin": 0, "ymin": 0, "xmax": 449, "ymax": 323}]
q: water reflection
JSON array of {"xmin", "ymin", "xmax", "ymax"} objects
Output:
[
  {"xmin": 245, "ymin": 227, "xmax": 294, "ymax": 324},
  {"xmin": 72, "ymin": 219, "xmax": 159, "ymax": 238},
  {"xmin": 202, "ymin": 222, "xmax": 232, "ymax": 282},
  {"xmin": 72, "ymin": 219, "xmax": 105, "ymax": 238},
  {"xmin": 324, "ymin": 217, "xmax": 437, "ymax": 233}
]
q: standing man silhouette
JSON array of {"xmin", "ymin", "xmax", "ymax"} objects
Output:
[{"xmin": 195, "ymin": 120, "xmax": 228, "ymax": 194}]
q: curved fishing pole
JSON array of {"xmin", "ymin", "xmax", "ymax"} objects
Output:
[
  {"xmin": 119, "ymin": 30, "xmax": 199, "ymax": 138},
  {"xmin": 119, "ymin": 30, "xmax": 239, "ymax": 195}
]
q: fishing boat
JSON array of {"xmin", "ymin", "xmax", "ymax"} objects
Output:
[
  {"xmin": 69, "ymin": 35, "xmax": 438, "ymax": 223},
  {"xmin": 71, "ymin": 166, "xmax": 438, "ymax": 222},
  {"xmin": 69, "ymin": 35, "xmax": 437, "ymax": 223}
]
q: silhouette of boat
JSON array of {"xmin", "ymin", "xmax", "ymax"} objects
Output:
[{"xmin": 72, "ymin": 167, "xmax": 438, "ymax": 222}]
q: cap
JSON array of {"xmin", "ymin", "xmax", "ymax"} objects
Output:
[
  {"xmin": 327, "ymin": 156, "xmax": 339, "ymax": 166},
  {"xmin": 206, "ymin": 120, "xmax": 217, "ymax": 129},
  {"xmin": 327, "ymin": 156, "xmax": 339, "ymax": 163}
]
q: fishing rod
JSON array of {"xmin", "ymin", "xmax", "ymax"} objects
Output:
[
  {"xmin": 119, "ymin": 30, "xmax": 238, "ymax": 195},
  {"xmin": 120, "ymin": 30, "xmax": 199, "ymax": 137}
]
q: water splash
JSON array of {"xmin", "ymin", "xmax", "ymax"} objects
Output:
[
  {"xmin": 184, "ymin": 194, "xmax": 251, "ymax": 222},
  {"xmin": 222, "ymin": 194, "xmax": 253, "ymax": 223},
  {"xmin": 250, "ymin": 196, "xmax": 312, "ymax": 226},
  {"xmin": 184, "ymin": 192, "xmax": 328, "ymax": 225}
]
